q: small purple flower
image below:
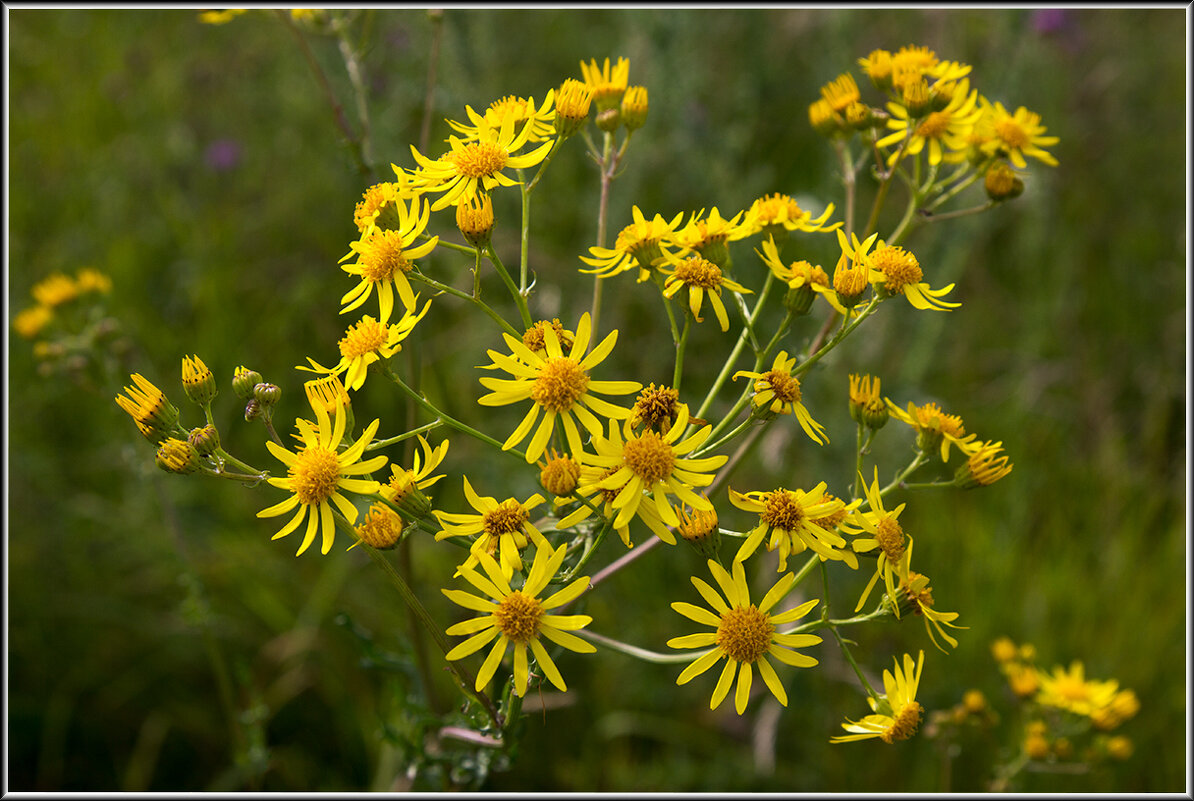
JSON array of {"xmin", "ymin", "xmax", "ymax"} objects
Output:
[
  {"xmin": 1031, "ymin": 9, "xmax": 1070, "ymax": 36},
  {"xmin": 204, "ymin": 138, "xmax": 242, "ymax": 171}
]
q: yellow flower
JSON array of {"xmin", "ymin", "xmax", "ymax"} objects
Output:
[
  {"xmin": 477, "ymin": 312, "xmax": 641, "ymax": 463},
  {"xmin": 579, "ymin": 205, "xmax": 685, "ymax": 281},
  {"xmin": 991, "ymin": 636, "xmax": 1019, "ymax": 664},
  {"xmin": 116, "ymin": 373, "xmax": 180, "ymax": 443},
  {"xmin": 447, "ymin": 92, "xmax": 557, "ymax": 144},
  {"xmin": 74, "ymin": 267, "xmax": 112, "ymax": 294},
  {"xmin": 848, "ymin": 373, "xmax": 889, "ymax": 429},
  {"xmin": 409, "ymin": 115, "xmax": 554, "ymax": 211},
  {"xmin": 832, "ymin": 652, "xmax": 926, "ymax": 743},
  {"xmin": 181, "ymin": 354, "xmax": 218, "ymax": 406},
  {"xmin": 555, "ymin": 457, "xmax": 670, "ymax": 549},
  {"xmin": 672, "ymin": 207, "xmax": 751, "ymax": 265},
  {"xmin": 353, "ymin": 502, "xmax": 405, "ymax": 550},
  {"xmin": 628, "ymin": 383, "xmax": 685, "ymax": 433},
  {"xmin": 339, "ymin": 196, "xmax": 438, "ymax": 322},
  {"xmin": 554, "ymin": 78, "xmax": 594, "ymax": 138},
  {"xmin": 257, "ymin": 398, "xmax": 387, "ymax": 556},
  {"xmin": 299, "ymin": 298, "xmax": 432, "ymax": 391},
  {"xmin": 832, "ymin": 229, "xmax": 878, "ymax": 308},
  {"xmin": 866, "ymin": 240, "xmax": 960, "ymax": 311},
  {"xmin": 433, "ymin": 477, "xmax": 550, "ymax": 580},
  {"xmin": 848, "ymin": 468, "xmax": 913, "ymax": 615},
  {"xmin": 538, "ymin": 448, "xmax": 581, "ymax": 497},
  {"xmin": 979, "ymin": 100, "xmax": 1060, "ymax": 168},
  {"xmin": 819, "ymin": 73, "xmax": 861, "ymax": 113},
  {"xmin": 579, "ymin": 56, "xmax": 630, "ymax": 111},
  {"xmin": 955, "ymin": 440, "xmax": 1013, "ymax": 488},
  {"xmin": 733, "ymin": 350, "xmax": 828, "ymax": 444},
  {"xmin": 757, "ymin": 236, "xmax": 844, "ymax": 315},
  {"xmin": 729, "ymin": 482, "xmax": 850, "ymax": 570},
  {"xmin": 443, "ymin": 541, "xmax": 595, "ymax": 698},
  {"xmin": 1035, "ymin": 661, "xmax": 1121, "ymax": 717},
  {"xmin": 198, "ymin": 9, "xmax": 247, "ymax": 25},
  {"xmin": 897, "ymin": 558, "xmax": 965, "ymax": 652},
  {"xmin": 14, "ymin": 305, "xmax": 53, "ymax": 339},
  {"xmin": 668, "ymin": 559, "xmax": 821, "ymax": 715},
  {"xmin": 886, "ymin": 399, "xmax": 979, "ymax": 462},
  {"xmin": 878, "ymin": 78, "xmax": 982, "ymax": 166},
  {"xmin": 31, "ymin": 273, "xmax": 79, "ymax": 307},
  {"xmin": 659, "ymin": 253, "xmax": 752, "ymax": 332},
  {"xmin": 743, "ymin": 193, "xmax": 841, "ymax": 239},
  {"xmin": 353, "ymin": 177, "xmax": 418, "ymax": 235},
  {"xmin": 381, "ymin": 433, "xmax": 449, "ymax": 519},
  {"xmin": 1092, "ymin": 688, "xmax": 1140, "ymax": 731}
]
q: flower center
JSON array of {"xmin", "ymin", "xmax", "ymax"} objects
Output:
[
  {"xmin": 913, "ymin": 403, "xmax": 966, "ymax": 438},
  {"xmin": 355, "ymin": 503, "xmax": 404, "ymax": 549},
  {"xmin": 715, "ymin": 605, "xmax": 774, "ymax": 663},
  {"xmin": 811, "ymin": 493, "xmax": 848, "ymax": 531},
  {"xmin": 482, "ymin": 499, "xmax": 529, "ymax": 536},
  {"xmin": 903, "ymin": 571, "xmax": 935, "ymax": 615},
  {"xmin": 539, "ymin": 453, "xmax": 580, "ymax": 497},
  {"xmin": 448, "ymin": 141, "xmax": 508, "ymax": 179},
  {"xmin": 881, "ymin": 701, "xmax": 924, "ymax": 743},
  {"xmin": 875, "ymin": 516, "xmax": 907, "ymax": 561},
  {"xmin": 678, "ymin": 506, "xmax": 719, "ymax": 541},
  {"xmin": 1055, "ymin": 676, "xmax": 1092, "ymax": 702},
  {"xmin": 291, "ymin": 447, "xmax": 341, "ymax": 505},
  {"xmin": 870, "ymin": 245, "xmax": 923, "ymax": 293},
  {"xmin": 622, "ymin": 432, "xmax": 676, "ymax": 486},
  {"xmin": 761, "ymin": 490, "xmax": 804, "ymax": 532},
  {"xmin": 632, "ymin": 384, "xmax": 680, "ymax": 431},
  {"xmin": 493, "ymin": 590, "xmax": 544, "ymax": 644},
  {"xmin": 915, "ymin": 110, "xmax": 951, "ymax": 139},
  {"xmin": 834, "ymin": 264, "xmax": 868, "ymax": 299},
  {"xmin": 761, "ymin": 369, "xmax": 801, "ymax": 404},
  {"xmin": 522, "ymin": 319, "xmax": 574, "ymax": 354},
  {"xmin": 673, "ymin": 256, "xmax": 723, "ymax": 289},
  {"xmin": 995, "ymin": 118, "xmax": 1030, "ymax": 149},
  {"xmin": 530, "ymin": 357, "xmax": 590, "ymax": 412},
  {"xmin": 339, "ymin": 317, "xmax": 389, "ymax": 358},
  {"xmin": 359, "ymin": 229, "xmax": 412, "ymax": 283}
]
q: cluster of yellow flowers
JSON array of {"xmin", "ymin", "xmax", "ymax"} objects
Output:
[{"xmin": 108, "ymin": 41, "xmax": 1073, "ymax": 752}]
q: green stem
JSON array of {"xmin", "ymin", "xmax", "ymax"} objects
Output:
[
  {"xmin": 381, "ymin": 363, "xmax": 527, "ymax": 461},
  {"xmin": 921, "ymin": 202, "xmax": 996, "ymax": 224},
  {"xmin": 671, "ymin": 310, "xmax": 691, "ymax": 393},
  {"xmin": 833, "ymin": 138, "xmax": 857, "ymax": 237},
  {"xmin": 332, "ymin": 11, "xmax": 375, "ymax": 180},
  {"xmin": 589, "ymin": 131, "xmax": 615, "ymax": 335},
  {"xmin": 694, "ymin": 271, "xmax": 775, "ymax": 424},
  {"xmin": 831, "ymin": 625, "xmax": 880, "ymax": 700},
  {"xmin": 408, "ymin": 272, "xmax": 521, "ymax": 339},
  {"xmin": 793, "ymin": 296, "xmax": 880, "ymax": 378},
  {"xmin": 862, "ymin": 129, "xmax": 914, "ymax": 239},
  {"xmin": 878, "ymin": 451, "xmax": 930, "ymax": 499},
  {"xmin": 485, "ymin": 245, "xmax": 533, "ymax": 330},
  {"xmin": 555, "ymin": 519, "xmax": 610, "ymax": 584},
  {"xmin": 365, "ymin": 420, "xmax": 444, "ymax": 451},
  {"xmin": 214, "ymin": 448, "xmax": 263, "ymax": 477},
  {"xmin": 417, "ymin": 9, "xmax": 443, "ymax": 156},
  {"xmin": 790, "ymin": 554, "xmax": 821, "ymax": 588},
  {"xmin": 579, "ymin": 630, "xmax": 703, "ymax": 664}
]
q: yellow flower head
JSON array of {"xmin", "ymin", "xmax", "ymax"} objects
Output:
[
  {"xmin": 832, "ymin": 651, "xmax": 926, "ymax": 744},
  {"xmin": 443, "ymin": 541, "xmax": 595, "ymax": 698},
  {"xmin": 668, "ymin": 559, "xmax": 821, "ymax": 715},
  {"xmin": 1035, "ymin": 661, "xmax": 1122, "ymax": 718},
  {"xmin": 448, "ymin": 92, "xmax": 558, "ymax": 144},
  {"xmin": 955, "ymin": 440, "xmax": 1013, "ymax": 488},
  {"xmin": 32, "ymin": 273, "xmax": 80, "ymax": 307},
  {"xmin": 848, "ymin": 373, "xmax": 889, "ymax": 429},
  {"xmin": 579, "ymin": 56, "xmax": 630, "ymax": 111},
  {"xmin": 887, "ymin": 398, "xmax": 979, "ymax": 462},
  {"xmin": 729, "ymin": 482, "xmax": 850, "ymax": 570},
  {"xmin": 256, "ymin": 397, "xmax": 387, "ymax": 556},
  {"xmin": 820, "ymin": 72, "xmax": 861, "ymax": 113},
  {"xmin": 757, "ymin": 236, "xmax": 843, "ymax": 315},
  {"xmin": 299, "ymin": 298, "xmax": 432, "ymax": 391},
  {"xmin": 538, "ymin": 448, "xmax": 581, "ymax": 498},
  {"xmin": 339, "ymin": 195, "xmax": 438, "ymax": 322},
  {"xmin": 673, "ymin": 207, "xmax": 751, "ymax": 266},
  {"xmin": 578, "ymin": 403, "xmax": 728, "ymax": 545},
  {"xmin": 580, "ymin": 205, "xmax": 686, "ymax": 281},
  {"xmin": 620, "ymin": 85, "xmax": 649, "ymax": 130},
  {"xmin": 896, "ymin": 557, "xmax": 966, "ymax": 652},
  {"xmin": 866, "ymin": 240, "xmax": 960, "ymax": 311},
  {"xmin": 979, "ymin": 99, "xmax": 1060, "ymax": 168},
  {"xmin": 878, "ymin": 78, "xmax": 982, "ymax": 166},
  {"xmin": 477, "ymin": 311, "xmax": 641, "ymax": 463},
  {"xmin": 14, "ymin": 305, "xmax": 53, "ymax": 339},
  {"xmin": 858, "ymin": 49, "xmax": 894, "ymax": 90},
  {"xmin": 744, "ymin": 194, "xmax": 841, "ymax": 240},
  {"xmin": 74, "ymin": 267, "xmax": 112, "ymax": 294},
  {"xmin": 733, "ymin": 350, "xmax": 828, "ymax": 444},
  {"xmin": 555, "ymin": 459, "xmax": 667, "ymax": 549},
  {"xmin": 659, "ymin": 253, "xmax": 753, "ymax": 332},
  {"xmin": 434, "ymin": 476, "xmax": 549, "ymax": 580},
  {"xmin": 181, "ymin": 354, "xmax": 218, "ymax": 406},
  {"xmin": 381, "ymin": 434, "xmax": 449, "ymax": 515},
  {"xmin": 846, "ymin": 468, "xmax": 913, "ymax": 616},
  {"xmin": 629, "ymin": 383, "xmax": 685, "ymax": 433},
  {"xmin": 554, "ymin": 78, "xmax": 594, "ymax": 138},
  {"xmin": 353, "ymin": 502, "xmax": 405, "ymax": 550},
  {"xmin": 520, "ymin": 318, "xmax": 576, "ymax": 357},
  {"xmin": 410, "ymin": 115, "xmax": 554, "ymax": 211},
  {"xmin": 354, "ymin": 178, "xmax": 418, "ymax": 234},
  {"xmin": 116, "ymin": 373, "xmax": 180, "ymax": 442}
]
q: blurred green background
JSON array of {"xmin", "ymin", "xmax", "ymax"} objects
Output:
[{"xmin": 7, "ymin": 7, "xmax": 1186, "ymax": 793}]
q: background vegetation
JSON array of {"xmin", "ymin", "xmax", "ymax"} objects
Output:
[{"xmin": 8, "ymin": 7, "xmax": 1186, "ymax": 793}]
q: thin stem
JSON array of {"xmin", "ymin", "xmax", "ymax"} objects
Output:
[
  {"xmin": 365, "ymin": 419, "xmax": 444, "ymax": 451},
  {"xmin": 862, "ymin": 129, "xmax": 914, "ymax": 238},
  {"xmin": 332, "ymin": 12, "xmax": 375, "ymax": 179},
  {"xmin": 554, "ymin": 519, "xmax": 611, "ymax": 584},
  {"xmin": 790, "ymin": 554, "xmax": 821, "ymax": 588},
  {"xmin": 589, "ymin": 131, "xmax": 615, "ymax": 335},
  {"xmin": 579, "ymin": 630, "xmax": 703, "ymax": 664},
  {"xmin": 878, "ymin": 451, "xmax": 930, "ymax": 499},
  {"xmin": 833, "ymin": 138, "xmax": 857, "ymax": 236},
  {"xmin": 694, "ymin": 271, "xmax": 776, "ymax": 424},
  {"xmin": 408, "ymin": 272, "xmax": 521, "ymax": 339},
  {"xmin": 920, "ymin": 202, "xmax": 996, "ymax": 224},
  {"xmin": 794, "ymin": 296, "xmax": 880, "ymax": 377},
  {"xmin": 381, "ymin": 363, "xmax": 527, "ymax": 461},
  {"xmin": 830, "ymin": 625, "xmax": 880, "ymax": 700},
  {"xmin": 485, "ymin": 245, "xmax": 533, "ymax": 330},
  {"xmin": 418, "ymin": 10, "xmax": 443, "ymax": 156},
  {"xmin": 672, "ymin": 312, "xmax": 691, "ymax": 393}
]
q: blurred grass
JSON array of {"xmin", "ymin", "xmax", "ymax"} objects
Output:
[{"xmin": 7, "ymin": 7, "xmax": 1186, "ymax": 792}]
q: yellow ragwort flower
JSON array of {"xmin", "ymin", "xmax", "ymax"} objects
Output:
[
  {"xmin": 729, "ymin": 482, "xmax": 851, "ymax": 570},
  {"xmin": 257, "ymin": 398, "xmax": 387, "ymax": 556},
  {"xmin": 477, "ymin": 311, "xmax": 641, "ymax": 463},
  {"xmin": 579, "ymin": 56, "xmax": 630, "ymax": 111},
  {"xmin": 878, "ymin": 78, "xmax": 982, "ymax": 166},
  {"xmin": 579, "ymin": 404, "xmax": 728, "ymax": 544},
  {"xmin": 866, "ymin": 240, "xmax": 960, "ymax": 311},
  {"xmin": 743, "ymin": 194, "xmax": 841, "ymax": 239},
  {"xmin": 447, "ymin": 92, "xmax": 557, "ymax": 144},
  {"xmin": 32, "ymin": 273, "xmax": 79, "ymax": 307},
  {"xmin": 672, "ymin": 207, "xmax": 751, "ymax": 266},
  {"xmin": 580, "ymin": 205, "xmax": 685, "ymax": 281},
  {"xmin": 757, "ymin": 236, "xmax": 844, "ymax": 315},
  {"xmin": 299, "ymin": 298, "xmax": 432, "ymax": 391},
  {"xmin": 955, "ymin": 440, "xmax": 1013, "ymax": 488},
  {"xmin": 409, "ymin": 115, "xmax": 554, "ymax": 211},
  {"xmin": 382, "ymin": 434, "xmax": 449, "ymax": 520},
  {"xmin": 443, "ymin": 541, "xmax": 596, "ymax": 698},
  {"xmin": 979, "ymin": 99, "xmax": 1060, "ymax": 168},
  {"xmin": 659, "ymin": 253, "xmax": 753, "ymax": 332},
  {"xmin": 733, "ymin": 350, "xmax": 829, "ymax": 444},
  {"xmin": 433, "ymin": 477, "xmax": 550, "ymax": 580},
  {"xmin": 116, "ymin": 373, "xmax": 180, "ymax": 443},
  {"xmin": 897, "ymin": 556, "xmax": 965, "ymax": 652},
  {"xmin": 339, "ymin": 195, "xmax": 438, "ymax": 322},
  {"xmin": 1035, "ymin": 661, "xmax": 1122, "ymax": 718},
  {"xmin": 669, "ymin": 559, "xmax": 821, "ymax": 715},
  {"xmin": 14, "ymin": 305, "xmax": 53, "ymax": 339},
  {"xmin": 847, "ymin": 468, "xmax": 913, "ymax": 615},
  {"xmin": 831, "ymin": 651, "xmax": 926, "ymax": 743},
  {"xmin": 886, "ymin": 398, "xmax": 979, "ymax": 462}
]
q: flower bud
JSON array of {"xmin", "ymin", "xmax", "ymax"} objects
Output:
[
  {"xmin": 620, "ymin": 85, "xmax": 648, "ymax": 130},
  {"xmin": 244, "ymin": 398, "xmax": 262, "ymax": 422},
  {"xmin": 188, "ymin": 424, "xmax": 221, "ymax": 456},
  {"xmin": 182, "ymin": 355, "xmax": 218, "ymax": 406},
  {"xmin": 456, "ymin": 192, "xmax": 494, "ymax": 248},
  {"xmin": 539, "ymin": 450, "xmax": 580, "ymax": 497},
  {"xmin": 783, "ymin": 284, "xmax": 816, "ymax": 316},
  {"xmin": 253, "ymin": 382, "xmax": 281, "ymax": 409},
  {"xmin": 808, "ymin": 98, "xmax": 841, "ymax": 137},
  {"xmin": 233, "ymin": 366, "xmax": 262, "ymax": 399},
  {"xmin": 901, "ymin": 77, "xmax": 932, "ymax": 117},
  {"xmin": 954, "ymin": 441, "xmax": 1013, "ymax": 488},
  {"xmin": 156, "ymin": 437, "xmax": 201, "ymax": 474},
  {"xmin": 677, "ymin": 503, "xmax": 720, "ymax": 561},
  {"xmin": 554, "ymin": 78, "xmax": 593, "ymax": 139},
  {"xmin": 595, "ymin": 107, "xmax": 622, "ymax": 133},
  {"xmin": 355, "ymin": 502, "xmax": 405, "ymax": 549},
  {"xmin": 985, "ymin": 161, "xmax": 1024, "ymax": 201}
]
